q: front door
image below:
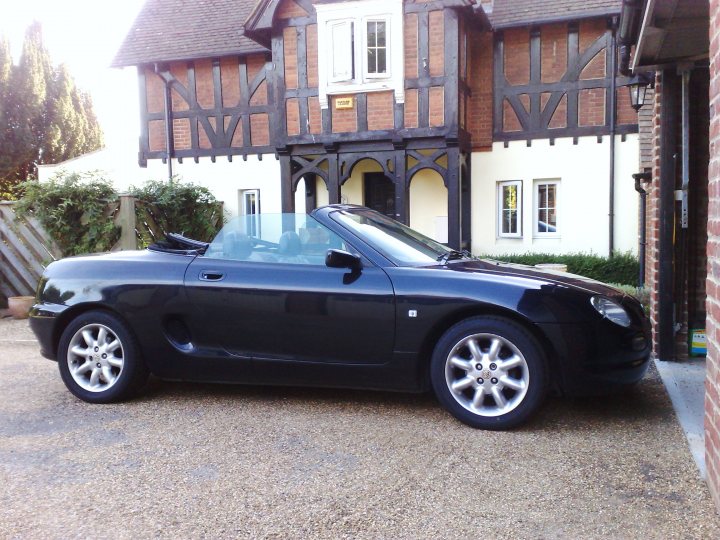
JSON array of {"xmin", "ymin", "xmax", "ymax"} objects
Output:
[{"xmin": 364, "ymin": 172, "xmax": 395, "ymax": 218}]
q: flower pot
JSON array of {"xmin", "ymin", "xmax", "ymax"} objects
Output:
[{"xmin": 8, "ymin": 296, "xmax": 35, "ymax": 319}]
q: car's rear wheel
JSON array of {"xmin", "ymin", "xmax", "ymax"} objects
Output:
[
  {"xmin": 57, "ymin": 311, "xmax": 148, "ymax": 403},
  {"xmin": 431, "ymin": 316, "xmax": 547, "ymax": 430}
]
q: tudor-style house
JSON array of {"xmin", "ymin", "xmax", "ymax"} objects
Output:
[{"xmin": 113, "ymin": 0, "xmax": 641, "ymax": 255}]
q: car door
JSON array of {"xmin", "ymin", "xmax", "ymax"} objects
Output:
[{"xmin": 183, "ymin": 213, "xmax": 396, "ymax": 365}]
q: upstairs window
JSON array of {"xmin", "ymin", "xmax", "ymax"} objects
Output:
[
  {"xmin": 329, "ymin": 20, "xmax": 355, "ymax": 82},
  {"xmin": 365, "ymin": 20, "xmax": 387, "ymax": 77},
  {"xmin": 316, "ymin": 0, "xmax": 404, "ymax": 108}
]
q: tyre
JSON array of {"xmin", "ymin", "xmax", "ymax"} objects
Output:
[
  {"xmin": 430, "ymin": 316, "xmax": 547, "ymax": 430},
  {"xmin": 57, "ymin": 310, "xmax": 149, "ymax": 403}
]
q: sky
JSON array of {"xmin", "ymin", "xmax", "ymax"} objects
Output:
[{"xmin": 0, "ymin": 0, "xmax": 147, "ymax": 148}]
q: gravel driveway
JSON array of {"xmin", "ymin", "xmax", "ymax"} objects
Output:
[{"xmin": 1, "ymin": 316, "xmax": 719, "ymax": 539}]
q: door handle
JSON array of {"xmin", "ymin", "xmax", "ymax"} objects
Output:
[{"xmin": 199, "ymin": 270, "xmax": 225, "ymax": 281}]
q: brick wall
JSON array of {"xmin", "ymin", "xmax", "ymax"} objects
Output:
[
  {"xmin": 706, "ymin": 0, "xmax": 720, "ymax": 510},
  {"xmin": 645, "ymin": 73, "xmax": 662, "ymax": 352},
  {"xmin": 467, "ymin": 30, "xmax": 493, "ymax": 149},
  {"xmin": 331, "ymin": 95, "xmax": 357, "ymax": 133},
  {"xmin": 367, "ymin": 91, "xmax": 394, "ymax": 131}
]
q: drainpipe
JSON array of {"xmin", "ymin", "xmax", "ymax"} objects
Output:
[
  {"xmin": 608, "ymin": 18, "xmax": 618, "ymax": 257},
  {"xmin": 633, "ymin": 170, "xmax": 651, "ymax": 288},
  {"xmin": 154, "ymin": 64, "xmax": 174, "ymax": 181}
]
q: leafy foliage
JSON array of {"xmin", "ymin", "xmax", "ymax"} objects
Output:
[
  {"xmin": 131, "ymin": 177, "xmax": 225, "ymax": 245},
  {"xmin": 14, "ymin": 171, "xmax": 119, "ymax": 256},
  {"xmin": 0, "ymin": 22, "xmax": 103, "ymax": 195},
  {"xmin": 476, "ymin": 252, "xmax": 640, "ymax": 286}
]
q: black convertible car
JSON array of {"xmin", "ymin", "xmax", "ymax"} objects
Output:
[{"xmin": 29, "ymin": 205, "xmax": 650, "ymax": 429}]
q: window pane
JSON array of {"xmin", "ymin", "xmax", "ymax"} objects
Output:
[
  {"xmin": 368, "ymin": 21, "xmax": 377, "ymax": 47},
  {"xmin": 539, "ymin": 185, "xmax": 547, "ymax": 208},
  {"xmin": 503, "ymin": 185, "xmax": 517, "ymax": 211},
  {"xmin": 368, "ymin": 48, "xmax": 376, "ymax": 73},
  {"xmin": 377, "ymin": 21, "xmax": 386, "ymax": 46},
  {"xmin": 377, "ymin": 49, "xmax": 386, "ymax": 73}
]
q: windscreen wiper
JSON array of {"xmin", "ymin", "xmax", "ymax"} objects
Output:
[{"xmin": 437, "ymin": 250, "xmax": 467, "ymax": 264}]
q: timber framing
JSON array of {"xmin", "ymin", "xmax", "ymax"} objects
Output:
[
  {"xmin": 493, "ymin": 20, "xmax": 639, "ymax": 143},
  {"xmin": 129, "ymin": 0, "xmax": 639, "ymax": 250}
]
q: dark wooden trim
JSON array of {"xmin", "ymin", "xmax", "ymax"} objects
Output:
[
  {"xmin": 296, "ymin": 26, "xmax": 307, "ymax": 90},
  {"xmin": 357, "ymin": 93, "xmax": 368, "ymax": 132},
  {"xmin": 460, "ymin": 151, "xmax": 471, "ymax": 249},
  {"xmin": 280, "ymin": 154, "xmax": 294, "ymax": 212},
  {"xmin": 444, "ymin": 8, "xmax": 459, "ymax": 136},
  {"xmin": 272, "ymin": 35, "xmax": 287, "ymax": 147},
  {"xmin": 145, "ymin": 146, "xmax": 276, "ymax": 160},
  {"xmin": 529, "ymin": 28, "xmax": 541, "ymax": 132},
  {"xmin": 405, "ymin": 76, "xmax": 446, "ymax": 89},
  {"xmin": 137, "ymin": 66, "xmax": 149, "ymax": 167},
  {"xmin": 493, "ymin": 32, "xmax": 504, "ymax": 137},
  {"xmin": 394, "ymin": 149, "xmax": 408, "ymax": 222},
  {"xmin": 495, "ymin": 123, "xmax": 637, "ymax": 142},
  {"xmin": 327, "ymin": 154, "xmax": 340, "ymax": 204},
  {"xmin": 237, "ymin": 59, "xmax": 251, "ymax": 145},
  {"xmin": 285, "ymin": 88, "xmax": 319, "ymax": 98},
  {"xmin": 394, "ymin": 101, "xmax": 404, "ymax": 130},
  {"xmin": 418, "ymin": 11, "xmax": 430, "ymax": 127},
  {"xmin": 186, "ymin": 62, "xmax": 200, "ymax": 149},
  {"xmin": 404, "ymin": 0, "xmax": 469, "ymax": 14},
  {"xmin": 446, "ymin": 146, "xmax": 460, "ymax": 249},
  {"xmin": 277, "ymin": 16, "xmax": 316, "ymax": 29}
]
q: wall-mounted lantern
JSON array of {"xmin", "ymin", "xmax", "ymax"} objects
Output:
[{"xmin": 626, "ymin": 72, "xmax": 654, "ymax": 111}]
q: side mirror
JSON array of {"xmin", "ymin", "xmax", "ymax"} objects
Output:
[{"xmin": 325, "ymin": 249, "xmax": 362, "ymax": 271}]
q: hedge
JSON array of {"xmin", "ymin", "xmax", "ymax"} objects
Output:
[{"xmin": 475, "ymin": 252, "xmax": 639, "ymax": 287}]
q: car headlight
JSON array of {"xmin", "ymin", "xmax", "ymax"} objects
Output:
[{"xmin": 590, "ymin": 296, "xmax": 632, "ymax": 327}]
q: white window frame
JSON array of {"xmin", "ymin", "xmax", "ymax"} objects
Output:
[
  {"xmin": 364, "ymin": 19, "xmax": 389, "ymax": 79},
  {"xmin": 497, "ymin": 180, "xmax": 523, "ymax": 238},
  {"xmin": 316, "ymin": 0, "xmax": 404, "ymax": 109},
  {"xmin": 239, "ymin": 189, "xmax": 260, "ymax": 237},
  {"xmin": 533, "ymin": 179, "xmax": 560, "ymax": 238}
]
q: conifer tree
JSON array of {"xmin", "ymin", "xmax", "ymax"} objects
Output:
[{"xmin": 0, "ymin": 21, "xmax": 104, "ymax": 196}]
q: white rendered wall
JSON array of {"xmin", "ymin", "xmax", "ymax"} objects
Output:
[
  {"xmin": 471, "ymin": 134, "xmax": 640, "ymax": 257},
  {"xmin": 37, "ymin": 145, "xmax": 281, "ymax": 218}
]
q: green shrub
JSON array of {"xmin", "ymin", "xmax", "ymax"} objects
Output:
[
  {"xmin": 15, "ymin": 171, "xmax": 120, "ymax": 256},
  {"xmin": 130, "ymin": 177, "xmax": 224, "ymax": 246},
  {"xmin": 476, "ymin": 252, "xmax": 639, "ymax": 286}
]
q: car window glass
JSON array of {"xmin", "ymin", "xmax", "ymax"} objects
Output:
[
  {"xmin": 203, "ymin": 213, "xmax": 350, "ymax": 265},
  {"xmin": 332, "ymin": 208, "xmax": 451, "ymax": 266}
]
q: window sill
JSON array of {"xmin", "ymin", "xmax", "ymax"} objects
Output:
[{"xmin": 321, "ymin": 82, "xmax": 404, "ymax": 108}]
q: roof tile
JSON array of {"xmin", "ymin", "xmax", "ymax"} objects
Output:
[
  {"xmin": 487, "ymin": 0, "xmax": 621, "ymax": 29},
  {"xmin": 112, "ymin": 0, "xmax": 266, "ymax": 67}
]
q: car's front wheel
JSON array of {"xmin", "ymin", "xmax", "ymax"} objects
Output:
[
  {"xmin": 57, "ymin": 310, "xmax": 148, "ymax": 403},
  {"xmin": 431, "ymin": 316, "xmax": 547, "ymax": 430}
]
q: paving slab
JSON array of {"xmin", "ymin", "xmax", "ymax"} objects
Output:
[{"xmin": 1, "ymin": 317, "xmax": 719, "ymax": 539}]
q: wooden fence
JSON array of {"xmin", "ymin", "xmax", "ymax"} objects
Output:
[
  {"xmin": 1, "ymin": 197, "xmax": 223, "ymax": 305},
  {"xmin": 0, "ymin": 202, "xmax": 62, "ymax": 300}
]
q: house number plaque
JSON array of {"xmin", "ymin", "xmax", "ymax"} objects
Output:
[{"xmin": 335, "ymin": 97, "xmax": 354, "ymax": 109}]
